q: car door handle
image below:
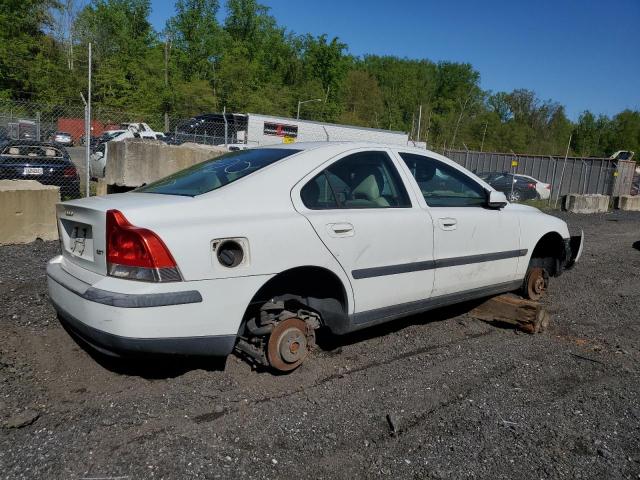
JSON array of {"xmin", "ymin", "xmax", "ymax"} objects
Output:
[
  {"xmin": 438, "ymin": 217, "xmax": 457, "ymax": 231},
  {"xmin": 327, "ymin": 223, "xmax": 354, "ymax": 237}
]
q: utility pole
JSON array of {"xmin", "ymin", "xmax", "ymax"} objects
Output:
[
  {"xmin": 451, "ymin": 96, "xmax": 471, "ymax": 149},
  {"xmin": 297, "ymin": 98, "xmax": 322, "ymax": 120},
  {"xmin": 480, "ymin": 121, "xmax": 488, "ymax": 152},
  {"xmin": 164, "ymin": 39, "xmax": 170, "ymax": 132},
  {"xmin": 425, "ymin": 110, "xmax": 431, "ymax": 148},
  {"xmin": 416, "ymin": 104, "xmax": 422, "ymax": 143},
  {"xmin": 553, "ymin": 134, "xmax": 573, "ymax": 208},
  {"xmin": 86, "ymin": 42, "xmax": 91, "ymax": 198}
]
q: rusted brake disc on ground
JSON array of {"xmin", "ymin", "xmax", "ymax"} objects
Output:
[
  {"xmin": 267, "ymin": 317, "xmax": 313, "ymax": 372},
  {"xmin": 525, "ymin": 267, "xmax": 548, "ymax": 301}
]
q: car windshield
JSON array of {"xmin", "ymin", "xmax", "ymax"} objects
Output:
[{"xmin": 137, "ymin": 148, "xmax": 301, "ymax": 197}]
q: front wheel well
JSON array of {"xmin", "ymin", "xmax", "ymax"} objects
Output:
[
  {"xmin": 242, "ymin": 266, "xmax": 350, "ymax": 333},
  {"xmin": 529, "ymin": 231, "xmax": 567, "ymax": 277}
]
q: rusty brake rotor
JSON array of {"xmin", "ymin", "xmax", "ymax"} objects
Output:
[
  {"xmin": 267, "ymin": 317, "xmax": 311, "ymax": 372},
  {"xmin": 525, "ymin": 267, "xmax": 547, "ymax": 301}
]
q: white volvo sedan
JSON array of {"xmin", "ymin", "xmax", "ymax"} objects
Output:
[{"xmin": 47, "ymin": 142, "xmax": 583, "ymax": 371}]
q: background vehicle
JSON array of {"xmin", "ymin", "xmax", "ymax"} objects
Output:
[
  {"xmin": 89, "ymin": 124, "xmax": 165, "ymax": 179},
  {"xmin": 52, "ymin": 131, "xmax": 74, "ymax": 146},
  {"xmin": 514, "ymin": 174, "xmax": 551, "ymax": 200},
  {"xmin": 47, "ymin": 143, "xmax": 582, "ymax": 373},
  {"xmin": 0, "ymin": 140, "xmax": 80, "ymax": 198},
  {"xmin": 166, "ymin": 112, "xmax": 410, "ymax": 147},
  {"xmin": 477, "ymin": 172, "xmax": 539, "ymax": 202}
]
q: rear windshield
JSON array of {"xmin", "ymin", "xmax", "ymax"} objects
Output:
[{"xmin": 136, "ymin": 148, "xmax": 301, "ymax": 197}]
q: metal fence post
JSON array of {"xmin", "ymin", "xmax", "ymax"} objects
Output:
[
  {"xmin": 86, "ymin": 42, "xmax": 92, "ymax": 197},
  {"xmin": 35, "ymin": 111, "xmax": 41, "ymax": 141},
  {"xmin": 223, "ymin": 106, "xmax": 228, "ymax": 146},
  {"xmin": 84, "ymin": 102, "xmax": 90, "ymax": 196},
  {"xmin": 547, "ymin": 157, "xmax": 557, "ymax": 207}
]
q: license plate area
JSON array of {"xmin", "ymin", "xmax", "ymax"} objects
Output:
[
  {"xmin": 23, "ymin": 167, "xmax": 43, "ymax": 175},
  {"xmin": 60, "ymin": 219, "xmax": 95, "ymax": 261}
]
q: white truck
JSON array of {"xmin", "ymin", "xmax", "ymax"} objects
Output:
[{"xmin": 169, "ymin": 113, "xmax": 412, "ymax": 149}]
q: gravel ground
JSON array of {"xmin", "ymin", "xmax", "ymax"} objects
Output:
[{"xmin": 1, "ymin": 210, "xmax": 639, "ymax": 479}]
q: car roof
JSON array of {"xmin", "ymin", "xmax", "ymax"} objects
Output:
[{"xmin": 260, "ymin": 141, "xmax": 450, "ymax": 159}]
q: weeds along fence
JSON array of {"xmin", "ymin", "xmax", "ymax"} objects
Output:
[{"xmin": 445, "ymin": 149, "xmax": 636, "ymax": 197}]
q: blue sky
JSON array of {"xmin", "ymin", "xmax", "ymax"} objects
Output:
[{"xmin": 149, "ymin": 0, "xmax": 639, "ymax": 120}]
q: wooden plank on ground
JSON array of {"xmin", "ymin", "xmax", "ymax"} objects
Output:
[{"xmin": 469, "ymin": 294, "xmax": 550, "ymax": 333}]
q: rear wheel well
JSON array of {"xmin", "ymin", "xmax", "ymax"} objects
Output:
[
  {"xmin": 529, "ymin": 232, "xmax": 566, "ymax": 277},
  {"xmin": 242, "ymin": 266, "xmax": 349, "ymax": 333}
]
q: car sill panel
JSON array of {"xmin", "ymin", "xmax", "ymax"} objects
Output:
[{"xmin": 347, "ymin": 280, "xmax": 523, "ymax": 330}]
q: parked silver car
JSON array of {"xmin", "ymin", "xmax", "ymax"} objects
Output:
[{"xmin": 52, "ymin": 131, "xmax": 73, "ymax": 146}]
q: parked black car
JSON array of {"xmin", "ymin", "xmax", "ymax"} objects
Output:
[
  {"xmin": 0, "ymin": 140, "xmax": 80, "ymax": 199},
  {"xmin": 477, "ymin": 172, "xmax": 538, "ymax": 202}
]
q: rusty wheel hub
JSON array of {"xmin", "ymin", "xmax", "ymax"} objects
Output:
[
  {"xmin": 267, "ymin": 318, "xmax": 311, "ymax": 372},
  {"xmin": 525, "ymin": 267, "xmax": 547, "ymax": 301}
]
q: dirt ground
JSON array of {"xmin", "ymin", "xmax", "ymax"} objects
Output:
[{"xmin": 1, "ymin": 210, "xmax": 639, "ymax": 479}]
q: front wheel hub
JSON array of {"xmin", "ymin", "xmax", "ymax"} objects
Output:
[
  {"xmin": 267, "ymin": 318, "xmax": 312, "ymax": 372},
  {"xmin": 525, "ymin": 267, "xmax": 548, "ymax": 301}
]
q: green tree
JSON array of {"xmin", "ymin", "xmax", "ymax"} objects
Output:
[
  {"xmin": 0, "ymin": 0, "xmax": 61, "ymax": 99},
  {"xmin": 74, "ymin": 0, "xmax": 164, "ymax": 114},
  {"xmin": 167, "ymin": 0, "xmax": 224, "ymax": 82},
  {"xmin": 339, "ymin": 70, "xmax": 384, "ymax": 127}
]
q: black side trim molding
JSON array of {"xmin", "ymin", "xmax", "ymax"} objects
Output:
[
  {"xmin": 47, "ymin": 262, "xmax": 202, "ymax": 308},
  {"xmin": 54, "ymin": 301, "xmax": 236, "ymax": 357},
  {"xmin": 352, "ymin": 249, "xmax": 528, "ymax": 280},
  {"xmin": 349, "ymin": 280, "xmax": 523, "ymax": 328}
]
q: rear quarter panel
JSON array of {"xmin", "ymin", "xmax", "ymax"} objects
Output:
[{"xmin": 116, "ymin": 149, "xmax": 357, "ymax": 313}]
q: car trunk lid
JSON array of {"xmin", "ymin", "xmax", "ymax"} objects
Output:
[{"xmin": 57, "ymin": 192, "xmax": 195, "ymax": 276}]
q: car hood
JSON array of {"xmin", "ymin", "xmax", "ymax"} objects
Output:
[{"xmin": 505, "ymin": 203, "xmax": 541, "ymax": 213}]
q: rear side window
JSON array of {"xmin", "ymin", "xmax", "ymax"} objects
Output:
[
  {"xmin": 301, "ymin": 151, "xmax": 411, "ymax": 209},
  {"xmin": 137, "ymin": 148, "xmax": 300, "ymax": 196},
  {"xmin": 399, "ymin": 152, "xmax": 486, "ymax": 207}
]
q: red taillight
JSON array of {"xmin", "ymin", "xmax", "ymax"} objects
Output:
[
  {"xmin": 545, "ymin": 184, "xmax": 551, "ymax": 190},
  {"xmin": 106, "ymin": 210, "xmax": 180, "ymax": 282},
  {"xmin": 63, "ymin": 166, "xmax": 77, "ymax": 177}
]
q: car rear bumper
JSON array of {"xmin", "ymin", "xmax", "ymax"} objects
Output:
[
  {"xmin": 55, "ymin": 303, "xmax": 236, "ymax": 357},
  {"xmin": 46, "ymin": 256, "xmax": 270, "ymax": 357}
]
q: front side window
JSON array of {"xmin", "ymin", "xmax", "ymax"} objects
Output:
[
  {"xmin": 301, "ymin": 150, "xmax": 411, "ymax": 209},
  {"xmin": 137, "ymin": 148, "xmax": 300, "ymax": 196},
  {"xmin": 399, "ymin": 152, "xmax": 486, "ymax": 207}
]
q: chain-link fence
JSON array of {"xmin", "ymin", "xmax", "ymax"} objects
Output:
[
  {"xmin": 1, "ymin": 98, "xmax": 636, "ymax": 202},
  {"xmin": 0, "ymin": 99, "xmax": 166, "ymax": 199}
]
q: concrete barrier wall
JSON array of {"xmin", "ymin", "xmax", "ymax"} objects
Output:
[
  {"xmin": 616, "ymin": 195, "xmax": 640, "ymax": 211},
  {"xmin": 0, "ymin": 180, "xmax": 59, "ymax": 244},
  {"xmin": 105, "ymin": 140, "xmax": 227, "ymax": 187},
  {"xmin": 563, "ymin": 194, "xmax": 610, "ymax": 214}
]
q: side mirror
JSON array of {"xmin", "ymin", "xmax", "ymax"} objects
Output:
[{"xmin": 486, "ymin": 190, "xmax": 508, "ymax": 209}]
